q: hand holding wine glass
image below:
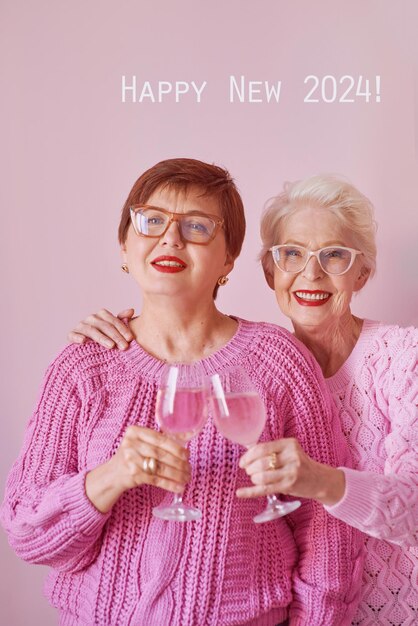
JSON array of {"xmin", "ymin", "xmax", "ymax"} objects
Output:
[
  {"xmin": 152, "ymin": 362, "xmax": 209, "ymax": 522},
  {"xmin": 211, "ymin": 366, "xmax": 301, "ymax": 523},
  {"xmin": 236, "ymin": 437, "xmax": 345, "ymax": 506},
  {"xmin": 85, "ymin": 425, "xmax": 191, "ymax": 514}
]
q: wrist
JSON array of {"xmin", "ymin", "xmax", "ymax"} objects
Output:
[
  {"xmin": 314, "ymin": 464, "xmax": 346, "ymax": 506},
  {"xmin": 85, "ymin": 461, "xmax": 125, "ymax": 514}
]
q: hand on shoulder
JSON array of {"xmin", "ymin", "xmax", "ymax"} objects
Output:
[{"xmin": 68, "ymin": 308, "xmax": 135, "ymax": 350}]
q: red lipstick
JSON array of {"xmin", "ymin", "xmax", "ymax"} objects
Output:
[
  {"xmin": 151, "ymin": 255, "xmax": 187, "ymax": 273},
  {"xmin": 293, "ymin": 290, "xmax": 331, "ymax": 307}
]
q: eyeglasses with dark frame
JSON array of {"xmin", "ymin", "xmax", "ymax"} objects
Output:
[
  {"xmin": 269, "ymin": 244, "xmax": 363, "ymax": 276},
  {"xmin": 130, "ymin": 205, "xmax": 224, "ymax": 245}
]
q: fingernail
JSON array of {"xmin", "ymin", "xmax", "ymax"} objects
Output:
[
  {"xmin": 117, "ymin": 342, "xmax": 128, "ymax": 350},
  {"xmin": 103, "ymin": 339, "xmax": 114, "ymax": 348}
]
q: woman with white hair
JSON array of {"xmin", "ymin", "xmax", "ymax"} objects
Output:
[
  {"xmin": 249, "ymin": 175, "xmax": 417, "ymax": 626},
  {"xmin": 67, "ymin": 175, "xmax": 417, "ymax": 625}
]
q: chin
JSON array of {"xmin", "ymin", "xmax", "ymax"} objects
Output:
[
  {"xmin": 278, "ymin": 297, "xmax": 327, "ymax": 326},
  {"xmin": 291, "ymin": 307, "xmax": 333, "ymax": 328}
]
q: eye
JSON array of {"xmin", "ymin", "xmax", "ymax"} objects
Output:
[
  {"xmin": 284, "ymin": 247, "xmax": 303, "ymax": 258},
  {"xmin": 140, "ymin": 209, "xmax": 166, "ymax": 226},
  {"xmin": 136, "ymin": 209, "xmax": 167, "ymax": 234},
  {"xmin": 147, "ymin": 216, "xmax": 164, "ymax": 225},
  {"xmin": 183, "ymin": 219, "xmax": 210, "ymax": 235},
  {"xmin": 192, "ymin": 222, "xmax": 209, "ymax": 232},
  {"xmin": 323, "ymin": 248, "xmax": 347, "ymax": 259}
]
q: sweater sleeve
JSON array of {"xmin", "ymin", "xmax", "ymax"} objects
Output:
[
  {"xmin": 261, "ymin": 332, "xmax": 365, "ymax": 626},
  {"xmin": 0, "ymin": 346, "xmax": 111, "ymax": 573},
  {"xmin": 325, "ymin": 328, "xmax": 418, "ymax": 547}
]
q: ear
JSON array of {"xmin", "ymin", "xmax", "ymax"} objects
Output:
[
  {"xmin": 120, "ymin": 242, "xmax": 128, "ymax": 264},
  {"xmin": 223, "ymin": 252, "xmax": 235, "ymax": 275},
  {"xmin": 261, "ymin": 262, "xmax": 275, "ymax": 291},
  {"xmin": 353, "ymin": 265, "xmax": 371, "ymax": 292}
]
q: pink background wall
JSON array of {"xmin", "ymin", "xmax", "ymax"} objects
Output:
[{"xmin": 1, "ymin": 1, "xmax": 417, "ymax": 623}]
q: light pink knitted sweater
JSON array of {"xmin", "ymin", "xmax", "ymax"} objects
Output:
[
  {"xmin": 324, "ymin": 320, "xmax": 418, "ymax": 626},
  {"xmin": 1, "ymin": 319, "xmax": 364, "ymax": 626}
]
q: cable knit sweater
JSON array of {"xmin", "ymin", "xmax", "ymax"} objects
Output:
[
  {"xmin": 324, "ymin": 320, "xmax": 418, "ymax": 626},
  {"xmin": 1, "ymin": 319, "xmax": 364, "ymax": 626}
]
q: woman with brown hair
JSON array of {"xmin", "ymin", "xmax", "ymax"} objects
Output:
[{"xmin": 2, "ymin": 160, "xmax": 363, "ymax": 626}]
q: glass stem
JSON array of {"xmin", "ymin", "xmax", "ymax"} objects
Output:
[
  {"xmin": 173, "ymin": 439, "xmax": 186, "ymax": 508},
  {"xmin": 267, "ymin": 494, "xmax": 279, "ymax": 506}
]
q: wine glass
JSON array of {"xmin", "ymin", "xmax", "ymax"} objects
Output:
[
  {"xmin": 152, "ymin": 362, "xmax": 209, "ymax": 522},
  {"xmin": 211, "ymin": 366, "xmax": 301, "ymax": 523}
]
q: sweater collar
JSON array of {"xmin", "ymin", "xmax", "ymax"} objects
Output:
[
  {"xmin": 118, "ymin": 316, "xmax": 259, "ymax": 380},
  {"xmin": 325, "ymin": 319, "xmax": 383, "ymax": 393}
]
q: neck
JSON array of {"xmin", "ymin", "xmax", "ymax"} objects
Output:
[
  {"xmin": 130, "ymin": 294, "xmax": 237, "ymax": 362},
  {"xmin": 293, "ymin": 311, "xmax": 363, "ymax": 377}
]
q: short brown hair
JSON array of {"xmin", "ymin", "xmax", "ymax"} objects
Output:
[{"xmin": 118, "ymin": 158, "xmax": 245, "ymax": 261}]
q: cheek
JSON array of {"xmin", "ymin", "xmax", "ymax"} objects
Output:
[
  {"xmin": 330, "ymin": 283, "xmax": 354, "ymax": 312},
  {"xmin": 125, "ymin": 236, "xmax": 152, "ymax": 264},
  {"xmin": 273, "ymin": 274, "xmax": 293, "ymax": 306}
]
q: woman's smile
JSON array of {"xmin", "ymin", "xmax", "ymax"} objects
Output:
[
  {"xmin": 151, "ymin": 255, "xmax": 188, "ymax": 273},
  {"xmin": 293, "ymin": 290, "xmax": 332, "ymax": 306}
]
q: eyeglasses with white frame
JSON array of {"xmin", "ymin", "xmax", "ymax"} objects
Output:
[{"xmin": 269, "ymin": 244, "xmax": 363, "ymax": 276}]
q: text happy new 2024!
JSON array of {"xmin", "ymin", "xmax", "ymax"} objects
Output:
[{"xmin": 121, "ymin": 74, "xmax": 382, "ymax": 105}]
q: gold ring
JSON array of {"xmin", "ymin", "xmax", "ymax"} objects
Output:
[
  {"xmin": 267, "ymin": 452, "xmax": 277, "ymax": 471},
  {"xmin": 142, "ymin": 457, "xmax": 158, "ymax": 475}
]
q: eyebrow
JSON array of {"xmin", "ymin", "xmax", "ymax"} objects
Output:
[
  {"xmin": 283, "ymin": 239, "xmax": 349, "ymax": 247},
  {"xmin": 145, "ymin": 205, "xmax": 218, "ymax": 218}
]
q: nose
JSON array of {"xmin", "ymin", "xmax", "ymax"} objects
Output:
[
  {"xmin": 159, "ymin": 219, "xmax": 185, "ymax": 249},
  {"xmin": 301, "ymin": 254, "xmax": 324, "ymax": 280}
]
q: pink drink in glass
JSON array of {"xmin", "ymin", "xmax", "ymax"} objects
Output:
[
  {"xmin": 156, "ymin": 388, "xmax": 209, "ymax": 442},
  {"xmin": 211, "ymin": 368, "xmax": 301, "ymax": 523},
  {"xmin": 152, "ymin": 362, "xmax": 209, "ymax": 522},
  {"xmin": 212, "ymin": 392, "xmax": 266, "ymax": 447}
]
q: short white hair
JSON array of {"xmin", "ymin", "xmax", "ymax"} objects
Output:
[{"xmin": 259, "ymin": 175, "xmax": 377, "ymax": 280}]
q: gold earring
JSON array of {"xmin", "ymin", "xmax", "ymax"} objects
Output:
[
  {"xmin": 217, "ymin": 275, "xmax": 229, "ymax": 286},
  {"xmin": 121, "ymin": 264, "xmax": 129, "ymax": 273}
]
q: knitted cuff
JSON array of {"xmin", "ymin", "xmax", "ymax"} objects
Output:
[
  {"xmin": 324, "ymin": 467, "xmax": 375, "ymax": 526},
  {"xmin": 59, "ymin": 470, "xmax": 111, "ymax": 536}
]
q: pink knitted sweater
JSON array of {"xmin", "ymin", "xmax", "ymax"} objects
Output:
[
  {"xmin": 1, "ymin": 319, "xmax": 364, "ymax": 626},
  {"xmin": 324, "ymin": 320, "xmax": 418, "ymax": 626}
]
